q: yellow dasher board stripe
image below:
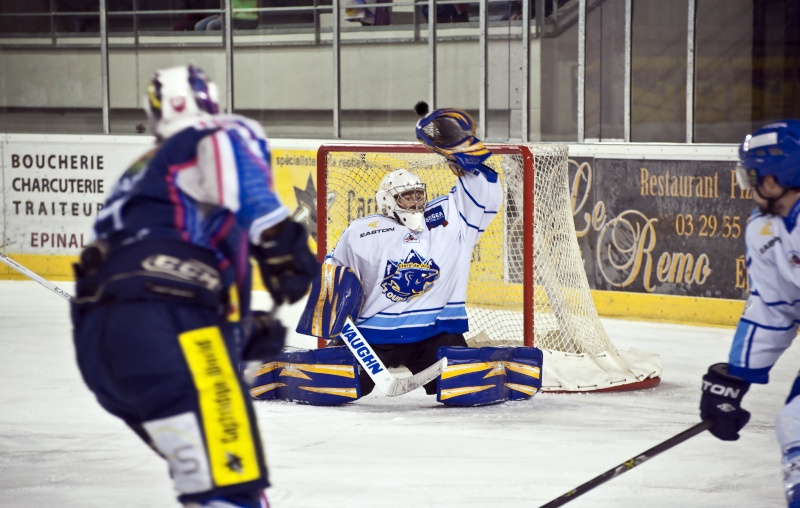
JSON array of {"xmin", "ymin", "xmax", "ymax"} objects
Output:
[
  {"xmin": 505, "ymin": 383, "xmax": 539, "ymax": 396},
  {"xmin": 179, "ymin": 326, "xmax": 261, "ymax": 487},
  {"xmin": 249, "ymin": 361, "xmax": 355, "ymax": 379},
  {"xmin": 439, "ymin": 384, "xmax": 496, "ymax": 400},
  {"xmin": 249, "ymin": 383, "xmax": 286, "ymax": 397},
  {"xmin": 300, "ymin": 386, "xmax": 359, "ymax": 399}
]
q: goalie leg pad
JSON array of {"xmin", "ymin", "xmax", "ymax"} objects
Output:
[
  {"xmin": 507, "ymin": 346, "xmax": 544, "ymax": 400},
  {"xmin": 296, "ymin": 264, "xmax": 364, "ymax": 339},
  {"xmin": 436, "ymin": 346, "xmax": 543, "ymax": 406},
  {"xmin": 245, "ymin": 346, "xmax": 361, "ymax": 405}
]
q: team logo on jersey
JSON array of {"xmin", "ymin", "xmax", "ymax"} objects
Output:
[
  {"xmin": 425, "ymin": 205, "xmax": 448, "ymax": 230},
  {"xmin": 380, "ymin": 250, "xmax": 440, "ymax": 302},
  {"xmin": 368, "ymin": 221, "xmax": 380, "ymax": 228},
  {"xmin": 403, "ymin": 232, "xmax": 420, "ymax": 243},
  {"xmin": 761, "ymin": 222, "xmax": 773, "ymax": 236}
]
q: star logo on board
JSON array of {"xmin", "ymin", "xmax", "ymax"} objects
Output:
[
  {"xmin": 225, "ymin": 452, "xmax": 244, "ymax": 474},
  {"xmin": 290, "ymin": 174, "xmax": 318, "ymax": 242}
]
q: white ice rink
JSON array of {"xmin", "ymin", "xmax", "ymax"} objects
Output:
[{"xmin": 1, "ymin": 279, "xmax": 795, "ymax": 508}]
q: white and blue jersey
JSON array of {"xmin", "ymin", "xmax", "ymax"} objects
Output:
[
  {"xmin": 326, "ymin": 168, "xmax": 502, "ymax": 345},
  {"xmin": 93, "ymin": 114, "xmax": 288, "ymax": 310},
  {"xmin": 729, "ymin": 199, "xmax": 800, "ymax": 384}
]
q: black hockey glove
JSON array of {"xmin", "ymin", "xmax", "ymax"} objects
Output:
[
  {"xmin": 253, "ymin": 219, "xmax": 320, "ymax": 304},
  {"xmin": 700, "ymin": 363, "xmax": 751, "ymax": 441},
  {"xmin": 242, "ymin": 310, "xmax": 287, "ymax": 362}
]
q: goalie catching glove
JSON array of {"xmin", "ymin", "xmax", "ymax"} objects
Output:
[
  {"xmin": 414, "ymin": 101, "xmax": 496, "ymax": 182},
  {"xmin": 253, "ymin": 219, "xmax": 319, "ymax": 304}
]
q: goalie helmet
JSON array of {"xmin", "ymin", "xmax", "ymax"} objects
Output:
[
  {"xmin": 736, "ymin": 120, "xmax": 800, "ymax": 190},
  {"xmin": 375, "ymin": 169, "xmax": 427, "ymax": 232},
  {"xmin": 144, "ymin": 65, "xmax": 220, "ymax": 140}
]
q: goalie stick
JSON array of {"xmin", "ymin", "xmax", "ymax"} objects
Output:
[
  {"xmin": 341, "ymin": 316, "xmax": 447, "ymax": 397},
  {"xmin": 538, "ymin": 420, "xmax": 713, "ymax": 508},
  {"xmin": 0, "ymin": 251, "xmax": 73, "ymax": 302}
]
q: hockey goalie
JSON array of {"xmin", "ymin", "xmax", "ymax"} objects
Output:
[{"xmin": 247, "ymin": 104, "xmax": 543, "ymax": 406}]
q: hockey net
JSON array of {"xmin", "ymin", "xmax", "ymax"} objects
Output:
[{"xmin": 316, "ymin": 143, "xmax": 661, "ymax": 392}]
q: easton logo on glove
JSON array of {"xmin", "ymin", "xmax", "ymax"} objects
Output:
[
  {"xmin": 699, "ymin": 363, "xmax": 751, "ymax": 441},
  {"xmin": 702, "ymin": 381, "xmax": 743, "ymax": 399}
]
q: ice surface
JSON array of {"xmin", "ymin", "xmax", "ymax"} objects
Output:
[{"xmin": 0, "ymin": 280, "xmax": 794, "ymax": 507}]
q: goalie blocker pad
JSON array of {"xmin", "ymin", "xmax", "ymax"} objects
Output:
[
  {"xmin": 245, "ymin": 346, "xmax": 361, "ymax": 406},
  {"xmin": 296, "ymin": 263, "xmax": 364, "ymax": 339},
  {"xmin": 437, "ymin": 346, "xmax": 543, "ymax": 406}
]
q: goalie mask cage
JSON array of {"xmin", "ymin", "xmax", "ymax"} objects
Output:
[{"xmin": 316, "ymin": 143, "xmax": 662, "ymax": 392}]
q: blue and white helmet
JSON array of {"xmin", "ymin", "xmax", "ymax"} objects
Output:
[
  {"xmin": 736, "ymin": 120, "xmax": 800, "ymax": 190},
  {"xmin": 144, "ymin": 65, "xmax": 220, "ymax": 139}
]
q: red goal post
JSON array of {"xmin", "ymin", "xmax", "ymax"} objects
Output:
[{"xmin": 315, "ymin": 143, "xmax": 662, "ymax": 392}]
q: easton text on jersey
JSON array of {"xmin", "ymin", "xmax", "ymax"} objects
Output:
[
  {"xmin": 360, "ymin": 227, "xmax": 394, "ymax": 238},
  {"xmin": 759, "ymin": 236, "xmax": 781, "ymax": 254}
]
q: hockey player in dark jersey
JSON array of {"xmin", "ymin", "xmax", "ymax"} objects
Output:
[{"xmin": 70, "ymin": 65, "xmax": 319, "ymax": 508}]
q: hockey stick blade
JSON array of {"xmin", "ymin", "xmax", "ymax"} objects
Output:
[
  {"xmin": 341, "ymin": 317, "xmax": 447, "ymax": 397},
  {"xmin": 538, "ymin": 420, "xmax": 713, "ymax": 508},
  {"xmin": 384, "ymin": 357, "xmax": 448, "ymax": 397},
  {"xmin": 0, "ymin": 251, "xmax": 73, "ymax": 302}
]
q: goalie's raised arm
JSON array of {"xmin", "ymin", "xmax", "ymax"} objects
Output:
[{"xmin": 414, "ymin": 102, "xmax": 502, "ymax": 241}]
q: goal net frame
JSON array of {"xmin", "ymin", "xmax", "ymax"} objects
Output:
[{"xmin": 315, "ymin": 142, "xmax": 662, "ymax": 393}]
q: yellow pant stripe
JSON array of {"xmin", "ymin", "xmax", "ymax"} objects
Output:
[{"xmin": 179, "ymin": 326, "xmax": 261, "ymax": 487}]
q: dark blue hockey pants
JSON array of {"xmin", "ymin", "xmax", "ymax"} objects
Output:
[{"xmin": 72, "ymin": 300, "xmax": 269, "ymax": 506}]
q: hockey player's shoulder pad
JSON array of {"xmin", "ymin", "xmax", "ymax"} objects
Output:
[{"xmin": 296, "ymin": 263, "xmax": 364, "ymax": 339}]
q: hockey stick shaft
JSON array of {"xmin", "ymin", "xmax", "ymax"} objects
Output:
[
  {"xmin": 538, "ymin": 420, "xmax": 713, "ymax": 508},
  {"xmin": 341, "ymin": 316, "xmax": 447, "ymax": 397},
  {"xmin": 0, "ymin": 251, "xmax": 74, "ymax": 302}
]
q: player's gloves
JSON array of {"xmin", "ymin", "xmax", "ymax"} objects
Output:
[
  {"xmin": 254, "ymin": 219, "xmax": 320, "ymax": 304},
  {"xmin": 700, "ymin": 363, "xmax": 751, "ymax": 441},
  {"xmin": 242, "ymin": 310, "xmax": 287, "ymax": 362}
]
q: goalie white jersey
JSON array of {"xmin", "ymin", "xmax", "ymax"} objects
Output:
[
  {"xmin": 325, "ymin": 169, "xmax": 502, "ymax": 345},
  {"xmin": 729, "ymin": 200, "xmax": 800, "ymax": 383}
]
